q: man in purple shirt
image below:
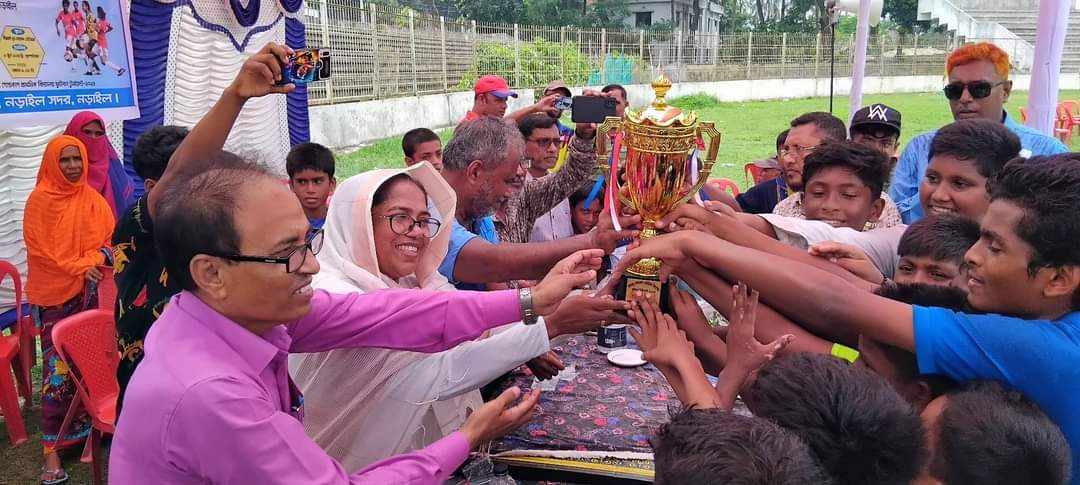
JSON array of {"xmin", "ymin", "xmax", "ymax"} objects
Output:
[{"xmin": 109, "ymin": 43, "xmax": 601, "ymax": 484}]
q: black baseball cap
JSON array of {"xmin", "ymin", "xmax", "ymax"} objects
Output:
[{"xmin": 850, "ymin": 103, "xmax": 901, "ymax": 136}]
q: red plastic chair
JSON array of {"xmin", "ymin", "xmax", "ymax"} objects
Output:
[
  {"xmin": 0, "ymin": 261, "xmax": 31, "ymax": 446},
  {"xmin": 52, "ymin": 309, "xmax": 119, "ymax": 485},
  {"xmin": 1055, "ymin": 104, "xmax": 1074, "ymax": 145},
  {"xmin": 743, "ymin": 162, "xmax": 765, "ymax": 186},
  {"xmin": 1019, "ymin": 106, "xmax": 1029, "ymax": 124},
  {"xmin": 709, "ymin": 178, "xmax": 741, "ymax": 197},
  {"xmin": 1062, "ymin": 100, "xmax": 1080, "ymax": 135},
  {"xmin": 96, "ymin": 267, "xmax": 116, "ymax": 317}
]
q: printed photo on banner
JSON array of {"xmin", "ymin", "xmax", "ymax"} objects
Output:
[{"xmin": 0, "ymin": 0, "xmax": 138, "ymax": 127}]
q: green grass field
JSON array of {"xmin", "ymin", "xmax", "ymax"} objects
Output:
[{"xmin": 337, "ymin": 90, "xmax": 1080, "ymax": 189}]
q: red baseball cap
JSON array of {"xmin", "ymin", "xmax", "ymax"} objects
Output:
[{"xmin": 474, "ymin": 74, "xmax": 518, "ymax": 99}]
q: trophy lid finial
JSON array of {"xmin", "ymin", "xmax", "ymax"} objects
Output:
[{"xmin": 651, "ymin": 75, "xmax": 672, "ymax": 108}]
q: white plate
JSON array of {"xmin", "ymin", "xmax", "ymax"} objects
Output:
[{"xmin": 607, "ymin": 348, "xmax": 646, "ymax": 367}]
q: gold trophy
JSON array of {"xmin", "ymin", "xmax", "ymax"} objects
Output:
[{"xmin": 596, "ymin": 75, "xmax": 721, "ymax": 310}]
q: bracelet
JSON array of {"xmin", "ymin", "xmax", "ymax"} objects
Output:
[
  {"xmin": 519, "ymin": 288, "xmax": 538, "ymax": 325},
  {"xmin": 830, "ymin": 343, "xmax": 860, "ymax": 364}
]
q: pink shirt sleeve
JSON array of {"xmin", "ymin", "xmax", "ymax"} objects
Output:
[
  {"xmin": 287, "ymin": 288, "xmax": 522, "ymax": 354},
  {"xmin": 167, "ymin": 376, "xmax": 468, "ymax": 484}
]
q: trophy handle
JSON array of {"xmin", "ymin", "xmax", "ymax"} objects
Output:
[
  {"xmin": 595, "ymin": 116, "xmax": 622, "ymax": 172},
  {"xmin": 675, "ymin": 122, "xmax": 723, "ymax": 206}
]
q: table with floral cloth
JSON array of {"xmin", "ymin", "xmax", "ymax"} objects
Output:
[{"xmin": 487, "ymin": 332, "xmax": 674, "ymax": 482}]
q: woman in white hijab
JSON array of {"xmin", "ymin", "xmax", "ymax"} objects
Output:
[{"xmin": 290, "ymin": 163, "xmax": 584, "ymax": 472}]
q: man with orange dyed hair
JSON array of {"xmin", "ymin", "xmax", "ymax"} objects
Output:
[{"xmin": 890, "ymin": 42, "xmax": 1067, "ymax": 224}]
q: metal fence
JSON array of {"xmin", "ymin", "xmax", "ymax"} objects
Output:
[{"xmin": 302, "ymin": 1, "xmax": 1030, "ymax": 105}]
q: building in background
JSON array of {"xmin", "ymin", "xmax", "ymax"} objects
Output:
[{"xmin": 623, "ymin": 0, "xmax": 726, "ymax": 32}]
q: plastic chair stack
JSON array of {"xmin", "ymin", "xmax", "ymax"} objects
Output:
[
  {"xmin": 51, "ymin": 309, "xmax": 119, "ymax": 485},
  {"xmin": 709, "ymin": 178, "xmax": 741, "ymax": 197},
  {"xmin": 0, "ymin": 261, "xmax": 32, "ymax": 446}
]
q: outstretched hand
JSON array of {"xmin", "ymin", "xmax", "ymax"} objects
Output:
[
  {"xmin": 227, "ymin": 43, "xmax": 296, "ymax": 100},
  {"xmin": 628, "ymin": 298, "xmax": 696, "ymax": 370},
  {"xmin": 604, "ymin": 230, "xmax": 698, "ymax": 289},
  {"xmin": 724, "ymin": 283, "xmax": 794, "ymax": 376},
  {"xmin": 459, "ymin": 386, "xmax": 540, "ymax": 448},
  {"xmin": 532, "ymin": 249, "xmax": 605, "ymax": 315},
  {"xmin": 808, "ymin": 241, "xmax": 884, "ymax": 285}
]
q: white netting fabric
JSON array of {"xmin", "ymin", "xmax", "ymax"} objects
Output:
[{"xmin": 165, "ymin": 2, "xmax": 290, "ymax": 175}]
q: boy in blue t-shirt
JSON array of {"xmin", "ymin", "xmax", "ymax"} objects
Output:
[
  {"xmin": 612, "ymin": 153, "xmax": 1080, "ymax": 484},
  {"xmin": 286, "ymin": 142, "xmax": 336, "ymax": 236}
]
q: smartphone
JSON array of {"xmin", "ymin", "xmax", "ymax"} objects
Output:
[
  {"xmin": 570, "ymin": 95, "xmax": 618, "ymax": 124},
  {"xmin": 279, "ymin": 48, "xmax": 332, "ymax": 85},
  {"xmin": 555, "ymin": 96, "xmax": 573, "ymax": 112}
]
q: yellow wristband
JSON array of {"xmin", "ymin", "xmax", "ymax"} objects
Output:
[{"xmin": 831, "ymin": 343, "xmax": 860, "ymax": 364}]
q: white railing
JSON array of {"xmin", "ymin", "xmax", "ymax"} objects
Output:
[{"xmin": 917, "ymin": 0, "xmax": 1035, "ymax": 71}]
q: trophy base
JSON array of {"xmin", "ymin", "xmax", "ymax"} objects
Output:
[{"xmin": 615, "ymin": 271, "xmax": 672, "ymax": 314}]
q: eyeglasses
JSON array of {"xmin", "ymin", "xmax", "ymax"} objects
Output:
[
  {"xmin": 528, "ymin": 137, "xmax": 561, "ymax": 148},
  {"xmin": 780, "ymin": 144, "xmax": 818, "ymax": 159},
  {"xmin": 943, "ymin": 81, "xmax": 1005, "ymax": 101},
  {"xmin": 852, "ymin": 131, "xmax": 898, "ymax": 147},
  {"xmin": 383, "ymin": 214, "xmax": 442, "ymax": 238},
  {"xmin": 209, "ymin": 229, "xmax": 324, "ymax": 273}
]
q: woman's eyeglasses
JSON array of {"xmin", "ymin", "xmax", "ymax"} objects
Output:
[
  {"xmin": 943, "ymin": 81, "xmax": 1005, "ymax": 101},
  {"xmin": 384, "ymin": 214, "xmax": 442, "ymax": 238},
  {"xmin": 209, "ymin": 229, "xmax": 325, "ymax": 274}
]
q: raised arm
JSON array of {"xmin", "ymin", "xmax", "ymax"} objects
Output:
[
  {"xmin": 515, "ymin": 131, "xmax": 598, "ymax": 227},
  {"xmin": 611, "ymin": 230, "xmax": 916, "ymax": 352},
  {"xmin": 148, "ymin": 43, "xmax": 295, "ymax": 218},
  {"xmin": 506, "ymin": 94, "xmax": 559, "ymax": 124}
]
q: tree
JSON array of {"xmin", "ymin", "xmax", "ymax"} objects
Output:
[{"xmin": 453, "ymin": 0, "xmax": 525, "ymax": 23}]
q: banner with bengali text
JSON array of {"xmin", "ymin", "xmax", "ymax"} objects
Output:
[{"xmin": 0, "ymin": 0, "xmax": 138, "ymax": 128}]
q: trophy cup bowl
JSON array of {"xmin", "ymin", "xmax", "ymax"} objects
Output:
[{"xmin": 596, "ymin": 75, "xmax": 721, "ymax": 311}]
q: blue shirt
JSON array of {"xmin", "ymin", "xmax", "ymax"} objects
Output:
[
  {"xmin": 913, "ymin": 306, "xmax": 1080, "ymax": 483},
  {"xmin": 438, "ymin": 216, "xmax": 499, "ymax": 291},
  {"xmin": 735, "ymin": 177, "xmax": 789, "ymax": 214},
  {"xmin": 890, "ymin": 112, "xmax": 1069, "ymax": 223}
]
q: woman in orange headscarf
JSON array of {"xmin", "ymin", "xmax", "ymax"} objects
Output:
[{"xmin": 23, "ymin": 135, "xmax": 114, "ymax": 484}]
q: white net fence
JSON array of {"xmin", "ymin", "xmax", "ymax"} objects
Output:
[{"xmin": 302, "ymin": 1, "xmax": 1036, "ymax": 105}]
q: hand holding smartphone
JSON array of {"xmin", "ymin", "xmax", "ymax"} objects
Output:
[{"xmin": 278, "ymin": 48, "xmax": 332, "ymax": 85}]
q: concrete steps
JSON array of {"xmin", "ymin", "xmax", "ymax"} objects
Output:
[{"xmin": 964, "ymin": 8, "xmax": 1080, "ymax": 73}]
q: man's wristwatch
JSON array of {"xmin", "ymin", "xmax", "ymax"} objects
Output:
[{"xmin": 519, "ymin": 288, "xmax": 538, "ymax": 325}]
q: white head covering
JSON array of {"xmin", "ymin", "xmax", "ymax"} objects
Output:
[
  {"xmin": 289, "ymin": 163, "xmax": 475, "ymax": 468},
  {"xmin": 315, "ymin": 162, "xmax": 456, "ymax": 292}
]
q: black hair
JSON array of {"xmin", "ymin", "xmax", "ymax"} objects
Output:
[
  {"xmin": 154, "ymin": 152, "xmax": 275, "ymax": 291},
  {"xmin": 790, "ymin": 112, "xmax": 847, "ymax": 142},
  {"xmin": 776, "ymin": 128, "xmax": 790, "ymax": 155},
  {"xmin": 132, "ymin": 125, "xmax": 189, "ymax": 181},
  {"xmin": 897, "ymin": 213, "xmax": 981, "ymax": 267},
  {"xmin": 96, "ymin": 5, "xmax": 105, "ymax": 18},
  {"xmin": 569, "ymin": 179, "xmax": 601, "ymax": 209},
  {"xmin": 744, "ymin": 353, "xmax": 926, "ymax": 485},
  {"xmin": 801, "ymin": 141, "xmax": 891, "ymax": 199},
  {"xmin": 875, "ymin": 281, "xmax": 972, "ymax": 311},
  {"xmin": 928, "ymin": 119, "xmax": 1021, "ymax": 179},
  {"xmin": 871, "ymin": 282, "xmax": 965, "ymax": 402},
  {"xmin": 934, "ymin": 380, "xmax": 1072, "ymax": 485},
  {"xmin": 371, "ymin": 173, "xmax": 427, "ymax": 209},
  {"xmin": 602, "ymin": 84, "xmax": 627, "ymax": 101},
  {"xmin": 62, "ymin": 0, "xmax": 70, "ymax": 7},
  {"xmin": 989, "ymin": 154, "xmax": 1080, "ymax": 285},
  {"xmin": 517, "ymin": 113, "xmax": 558, "ymax": 140},
  {"xmin": 402, "ymin": 128, "xmax": 440, "ymax": 158},
  {"xmin": 651, "ymin": 408, "xmax": 833, "ymax": 485},
  {"xmin": 286, "ymin": 142, "xmax": 335, "ymax": 179}
]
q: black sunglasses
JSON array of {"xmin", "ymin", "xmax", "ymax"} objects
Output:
[
  {"xmin": 943, "ymin": 81, "xmax": 1005, "ymax": 101},
  {"xmin": 207, "ymin": 229, "xmax": 324, "ymax": 273}
]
